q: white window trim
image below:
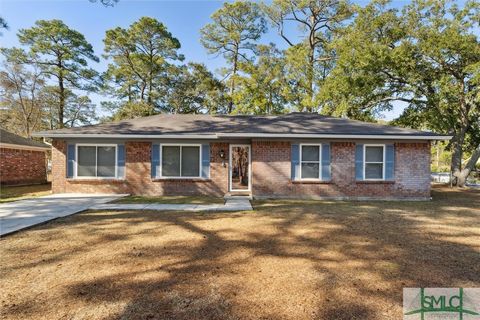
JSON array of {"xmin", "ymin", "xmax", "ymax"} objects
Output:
[
  {"xmin": 299, "ymin": 143, "xmax": 322, "ymax": 181},
  {"xmin": 74, "ymin": 144, "xmax": 118, "ymax": 179},
  {"xmin": 363, "ymin": 144, "xmax": 386, "ymax": 181},
  {"xmin": 159, "ymin": 143, "xmax": 202, "ymax": 179}
]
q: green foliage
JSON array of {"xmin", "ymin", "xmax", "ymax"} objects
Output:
[
  {"xmin": 201, "ymin": 1, "xmax": 267, "ymax": 113},
  {"xmin": 12, "ymin": 19, "xmax": 99, "ymax": 128},
  {"xmin": 324, "ymin": 0, "xmax": 480, "ymax": 184},
  {"xmin": 431, "ymin": 141, "xmax": 452, "ymax": 172},
  {"xmin": 164, "ymin": 63, "xmax": 227, "ymax": 114},
  {"xmin": 0, "ymin": 17, "xmax": 8, "ymax": 36},
  {"xmin": 89, "ymin": 0, "xmax": 119, "ymax": 6},
  {"xmin": 103, "ymin": 17, "xmax": 184, "ymax": 117},
  {"xmin": 38, "ymin": 85, "xmax": 97, "ymax": 128},
  {"xmin": 108, "ymin": 101, "xmax": 156, "ymax": 121},
  {"xmin": 0, "ymin": 55, "xmax": 45, "ymax": 137},
  {"xmin": 2, "ymin": 0, "xmax": 478, "ymax": 183},
  {"xmin": 320, "ymin": 0, "xmax": 409, "ymax": 119},
  {"xmin": 201, "ymin": 1, "xmax": 267, "ymax": 61},
  {"xmin": 18, "ymin": 19, "xmax": 99, "ymax": 89},
  {"xmin": 0, "ymin": 45, "xmax": 97, "ymax": 134},
  {"xmin": 263, "ymin": 0, "xmax": 353, "ymax": 112},
  {"xmin": 234, "ymin": 44, "xmax": 288, "ymax": 114}
]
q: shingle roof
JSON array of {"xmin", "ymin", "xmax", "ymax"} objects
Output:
[
  {"xmin": 1, "ymin": 128, "xmax": 50, "ymax": 149},
  {"xmin": 32, "ymin": 112, "xmax": 450, "ymax": 140}
]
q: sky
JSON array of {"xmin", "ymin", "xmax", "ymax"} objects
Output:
[{"xmin": 0, "ymin": 0, "xmax": 409, "ymax": 120}]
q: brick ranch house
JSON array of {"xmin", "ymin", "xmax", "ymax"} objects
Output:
[
  {"xmin": 33, "ymin": 113, "xmax": 451, "ymax": 200},
  {"xmin": 1, "ymin": 128, "xmax": 50, "ymax": 186}
]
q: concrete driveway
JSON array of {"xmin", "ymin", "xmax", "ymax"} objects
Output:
[{"xmin": 0, "ymin": 194, "xmax": 127, "ymax": 236}]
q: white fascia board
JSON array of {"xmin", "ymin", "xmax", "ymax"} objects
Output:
[
  {"xmin": 31, "ymin": 132, "xmax": 452, "ymax": 141},
  {"xmin": 217, "ymin": 133, "xmax": 453, "ymax": 140},
  {"xmin": 31, "ymin": 133, "xmax": 219, "ymax": 139}
]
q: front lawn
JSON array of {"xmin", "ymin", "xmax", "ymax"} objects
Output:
[
  {"xmin": 0, "ymin": 183, "xmax": 51, "ymax": 203},
  {"xmin": 1, "ymin": 186, "xmax": 479, "ymax": 319},
  {"xmin": 111, "ymin": 195, "xmax": 225, "ymax": 205}
]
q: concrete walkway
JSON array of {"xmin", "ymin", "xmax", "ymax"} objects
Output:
[
  {"xmin": 89, "ymin": 198, "xmax": 253, "ymax": 212},
  {"xmin": 0, "ymin": 195, "xmax": 252, "ymax": 236},
  {"xmin": 0, "ymin": 194, "xmax": 127, "ymax": 236}
]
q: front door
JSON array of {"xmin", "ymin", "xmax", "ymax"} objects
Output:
[{"xmin": 229, "ymin": 144, "xmax": 251, "ymax": 192}]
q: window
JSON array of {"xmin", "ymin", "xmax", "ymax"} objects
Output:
[
  {"xmin": 300, "ymin": 144, "xmax": 321, "ymax": 179},
  {"xmin": 364, "ymin": 145, "xmax": 385, "ymax": 180},
  {"xmin": 77, "ymin": 145, "xmax": 116, "ymax": 178},
  {"xmin": 161, "ymin": 145, "xmax": 200, "ymax": 177}
]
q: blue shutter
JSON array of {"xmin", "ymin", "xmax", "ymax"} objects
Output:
[
  {"xmin": 201, "ymin": 144, "xmax": 210, "ymax": 178},
  {"xmin": 291, "ymin": 144, "xmax": 300, "ymax": 180},
  {"xmin": 67, "ymin": 144, "xmax": 75, "ymax": 178},
  {"xmin": 355, "ymin": 144, "xmax": 364, "ymax": 180},
  {"xmin": 321, "ymin": 143, "xmax": 331, "ymax": 181},
  {"xmin": 151, "ymin": 144, "xmax": 160, "ymax": 178},
  {"xmin": 385, "ymin": 144, "xmax": 395, "ymax": 180},
  {"xmin": 117, "ymin": 144, "xmax": 125, "ymax": 179}
]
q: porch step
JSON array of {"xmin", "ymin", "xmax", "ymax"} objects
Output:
[{"xmin": 224, "ymin": 193, "xmax": 253, "ymax": 200}]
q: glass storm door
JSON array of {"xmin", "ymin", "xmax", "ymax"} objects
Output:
[{"xmin": 229, "ymin": 145, "xmax": 251, "ymax": 192}]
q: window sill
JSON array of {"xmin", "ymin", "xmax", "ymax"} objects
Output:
[
  {"xmin": 67, "ymin": 178, "xmax": 126, "ymax": 183},
  {"xmin": 356, "ymin": 180, "xmax": 395, "ymax": 184},
  {"xmin": 152, "ymin": 178, "xmax": 211, "ymax": 183},
  {"xmin": 291, "ymin": 180, "xmax": 331, "ymax": 184}
]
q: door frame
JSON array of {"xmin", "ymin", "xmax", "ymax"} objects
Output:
[{"xmin": 229, "ymin": 144, "xmax": 251, "ymax": 192}]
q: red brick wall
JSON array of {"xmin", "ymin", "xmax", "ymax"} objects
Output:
[
  {"xmin": 252, "ymin": 141, "xmax": 431, "ymax": 199},
  {"xmin": 51, "ymin": 140, "xmax": 229, "ymax": 196},
  {"xmin": 51, "ymin": 140, "xmax": 66, "ymax": 193},
  {"xmin": 51, "ymin": 139, "xmax": 431, "ymax": 199},
  {"xmin": 0, "ymin": 147, "xmax": 47, "ymax": 186}
]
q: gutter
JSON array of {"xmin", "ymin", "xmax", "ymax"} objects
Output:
[
  {"xmin": 31, "ymin": 133, "xmax": 219, "ymax": 139},
  {"xmin": 216, "ymin": 133, "xmax": 453, "ymax": 140},
  {"xmin": 0, "ymin": 142, "xmax": 51, "ymax": 151},
  {"xmin": 31, "ymin": 132, "xmax": 452, "ymax": 141}
]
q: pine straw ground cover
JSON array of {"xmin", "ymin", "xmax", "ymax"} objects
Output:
[
  {"xmin": 0, "ymin": 183, "xmax": 51, "ymax": 203},
  {"xmin": 1, "ymin": 186, "xmax": 479, "ymax": 320}
]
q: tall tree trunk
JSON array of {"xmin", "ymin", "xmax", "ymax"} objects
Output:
[
  {"xmin": 451, "ymin": 99, "xmax": 470, "ymax": 186},
  {"xmin": 451, "ymin": 131, "xmax": 465, "ymax": 185},
  {"xmin": 58, "ymin": 72, "xmax": 65, "ymax": 128},
  {"xmin": 228, "ymin": 44, "xmax": 239, "ymax": 114},
  {"xmin": 307, "ymin": 48, "xmax": 315, "ymax": 112},
  {"xmin": 453, "ymin": 144, "xmax": 480, "ymax": 187},
  {"xmin": 140, "ymin": 83, "xmax": 146, "ymax": 101},
  {"xmin": 307, "ymin": 14, "xmax": 315, "ymax": 112},
  {"xmin": 268, "ymin": 90, "xmax": 272, "ymax": 114},
  {"xmin": 147, "ymin": 48, "xmax": 153, "ymax": 105}
]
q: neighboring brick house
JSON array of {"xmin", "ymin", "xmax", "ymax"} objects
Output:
[
  {"xmin": 33, "ymin": 113, "xmax": 451, "ymax": 200},
  {"xmin": 0, "ymin": 128, "xmax": 50, "ymax": 186}
]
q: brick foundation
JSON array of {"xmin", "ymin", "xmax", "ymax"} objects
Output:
[
  {"xmin": 0, "ymin": 147, "xmax": 47, "ymax": 186},
  {"xmin": 51, "ymin": 139, "xmax": 431, "ymax": 199}
]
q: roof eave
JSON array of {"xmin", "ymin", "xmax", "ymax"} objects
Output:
[
  {"xmin": 217, "ymin": 133, "xmax": 452, "ymax": 140},
  {"xmin": 31, "ymin": 133, "xmax": 219, "ymax": 139},
  {"xmin": 32, "ymin": 132, "xmax": 452, "ymax": 140}
]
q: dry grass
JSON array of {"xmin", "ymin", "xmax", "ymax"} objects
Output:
[
  {"xmin": 112, "ymin": 195, "xmax": 225, "ymax": 205},
  {"xmin": 0, "ymin": 183, "xmax": 51, "ymax": 203},
  {"xmin": 1, "ymin": 186, "xmax": 479, "ymax": 320}
]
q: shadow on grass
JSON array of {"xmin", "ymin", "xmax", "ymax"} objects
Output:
[
  {"xmin": 111, "ymin": 195, "xmax": 225, "ymax": 205},
  {"xmin": 1, "ymin": 187, "xmax": 479, "ymax": 319}
]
